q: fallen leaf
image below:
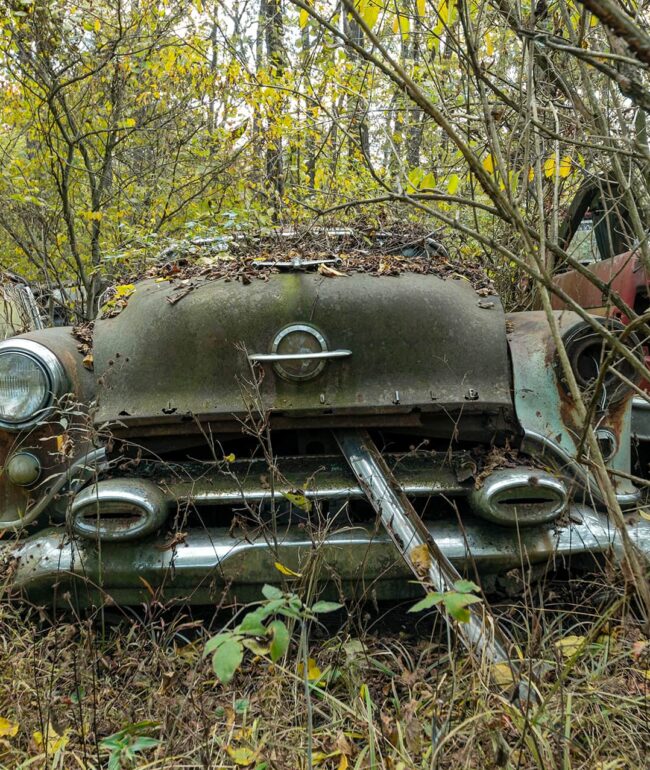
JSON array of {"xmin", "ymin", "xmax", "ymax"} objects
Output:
[
  {"xmin": 410, "ymin": 544, "xmax": 431, "ymax": 575},
  {"xmin": 33, "ymin": 724, "xmax": 69, "ymax": 756},
  {"xmin": 318, "ymin": 263, "xmax": 347, "ymax": 277},
  {"xmin": 274, "ymin": 561, "xmax": 302, "ymax": 577},
  {"xmin": 226, "ymin": 745, "xmax": 258, "ymax": 766},
  {"xmin": 555, "ymin": 634, "xmax": 586, "ymax": 658},
  {"xmin": 0, "ymin": 717, "xmax": 18, "ymax": 738},
  {"xmin": 297, "ymin": 657, "xmax": 323, "ymax": 682},
  {"xmin": 493, "ymin": 662, "xmax": 515, "ymax": 687}
]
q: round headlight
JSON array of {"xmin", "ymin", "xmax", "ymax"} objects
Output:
[
  {"xmin": 0, "ymin": 340, "xmax": 65, "ymax": 429},
  {"xmin": 559, "ymin": 319, "xmax": 643, "ymax": 405}
]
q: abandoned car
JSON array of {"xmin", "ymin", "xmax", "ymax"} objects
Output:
[
  {"xmin": 0, "ymin": 271, "xmax": 42, "ymax": 341},
  {"xmin": 550, "ymin": 179, "xmax": 650, "ymax": 453},
  {"xmin": 1, "ymin": 242, "xmax": 649, "ymax": 607}
]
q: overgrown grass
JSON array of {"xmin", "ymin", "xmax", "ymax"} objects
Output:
[{"xmin": 0, "ymin": 573, "xmax": 648, "ymax": 770}]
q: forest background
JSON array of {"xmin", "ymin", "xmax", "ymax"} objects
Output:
[{"xmin": 1, "ymin": 0, "xmax": 649, "ymax": 319}]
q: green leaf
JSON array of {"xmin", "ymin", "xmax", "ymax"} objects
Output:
[
  {"xmin": 453, "ymin": 579, "xmax": 480, "ymax": 593},
  {"xmin": 255, "ymin": 598, "xmax": 286, "ymax": 619},
  {"xmin": 311, "ymin": 601, "xmax": 343, "ymax": 614},
  {"xmin": 443, "ymin": 592, "xmax": 483, "ymax": 623},
  {"xmin": 204, "ymin": 633, "xmax": 232, "ymax": 656},
  {"xmin": 212, "ymin": 638, "xmax": 244, "ymax": 684},
  {"xmin": 262, "ymin": 584, "xmax": 283, "ymax": 600},
  {"xmin": 238, "ymin": 610, "xmax": 268, "ymax": 636},
  {"xmin": 268, "ymin": 620, "xmax": 290, "ymax": 662},
  {"xmin": 408, "ymin": 592, "xmax": 445, "ymax": 613},
  {"xmin": 129, "ymin": 736, "xmax": 161, "ymax": 753}
]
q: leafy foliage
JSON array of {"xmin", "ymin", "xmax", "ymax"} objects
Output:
[
  {"xmin": 205, "ymin": 587, "xmax": 343, "ymax": 684},
  {"xmin": 408, "ymin": 579, "xmax": 483, "ymax": 622}
]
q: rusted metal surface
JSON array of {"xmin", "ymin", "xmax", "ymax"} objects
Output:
[
  {"xmin": 0, "ymin": 448, "xmax": 106, "ymax": 530},
  {"xmin": 552, "ymin": 250, "xmax": 647, "ymax": 321},
  {"xmin": 92, "ymin": 274, "xmax": 515, "ymax": 436},
  {"xmin": 507, "ymin": 311, "xmax": 638, "ymax": 505}
]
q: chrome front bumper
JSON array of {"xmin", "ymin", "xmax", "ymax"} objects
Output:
[{"xmin": 4, "ymin": 507, "xmax": 649, "ymax": 607}]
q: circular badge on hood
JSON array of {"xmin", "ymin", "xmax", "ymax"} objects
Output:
[{"xmin": 271, "ymin": 324, "xmax": 328, "ymax": 381}]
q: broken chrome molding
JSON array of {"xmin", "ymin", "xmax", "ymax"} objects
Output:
[{"xmin": 523, "ymin": 430, "xmax": 640, "ymax": 508}]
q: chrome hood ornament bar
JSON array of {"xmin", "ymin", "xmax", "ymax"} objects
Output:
[{"xmin": 335, "ymin": 428, "xmax": 537, "ymax": 701}]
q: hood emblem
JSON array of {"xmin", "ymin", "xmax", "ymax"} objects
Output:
[{"xmin": 248, "ymin": 323, "xmax": 352, "ymax": 381}]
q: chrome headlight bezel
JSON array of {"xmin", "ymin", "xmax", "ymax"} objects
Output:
[
  {"xmin": 0, "ymin": 339, "xmax": 66, "ymax": 430},
  {"xmin": 558, "ymin": 317, "xmax": 643, "ymax": 406}
]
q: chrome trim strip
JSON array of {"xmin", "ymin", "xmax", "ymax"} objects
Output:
[
  {"xmin": 335, "ymin": 428, "xmax": 513, "ymax": 669},
  {"xmin": 249, "ymin": 350, "xmax": 352, "ymax": 362}
]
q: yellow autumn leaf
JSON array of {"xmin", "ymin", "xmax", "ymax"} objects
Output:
[
  {"xmin": 282, "ymin": 490, "xmax": 312, "ymax": 512},
  {"xmin": 361, "ymin": 0, "xmax": 381, "ymax": 29},
  {"xmin": 417, "ymin": 0, "xmax": 426, "ymax": 15},
  {"xmin": 544, "ymin": 156, "xmax": 556, "ymax": 177},
  {"xmin": 114, "ymin": 283, "xmax": 136, "ymax": 298},
  {"xmin": 338, "ymin": 755, "xmax": 349, "ymax": 770},
  {"xmin": 299, "ymin": 8, "xmax": 309, "ymax": 28},
  {"xmin": 555, "ymin": 634, "xmax": 586, "ymax": 658},
  {"xmin": 559, "ymin": 155, "xmax": 572, "ymax": 178},
  {"xmin": 298, "ymin": 657, "xmax": 323, "ymax": 681},
  {"xmin": 94, "ymin": 18, "xmax": 101, "ymax": 32},
  {"xmin": 33, "ymin": 725, "xmax": 69, "ymax": 756},
  {"xmin": 528, "ymin": 166, "xmax": 535, "ymax": 182},
  {"xmin": 410, "ymin": 544, "xmax": 431, "ymax": 573},
  {"xmin": 421, "ymin": 171, "xmax": 436, "ymax": 189},
  {"xmin": 274, "ymin": 561, "xmax": 302, "ymax": 577},
  {"xmin": 393, "ymin": 13, "xmax": 409, "ymax": 36},
  {"xmin": 224, "ymin": 453, "xmax": 236, "ymax": 463},
  {"xmin": 492, "ymin": 662, "xmax": 515, "ymax": 687},
  {"xmin": 438, "ymin": 0, "xmax": 449, "ymax": 25},
  {"xmin": 0, "ymin": 717, "xmax": 18, "ymax": 738},
  {"xmin": 639, "ymin": 509, "xmax": 650, "ymax": 521},
  {"xmin": 226, "ymin": 745, "xmax": 258, "ymax": 766},
  {"xmin": 485, "ymin": 33, "xmax": 494, "ymax": 56},
  {"xmin": 447, "ymin": 173, "xmax": 460, "ymax": 194},
  {"xmin": 482, "ymin": 154, "xmax": 494, "ymax": 174}
]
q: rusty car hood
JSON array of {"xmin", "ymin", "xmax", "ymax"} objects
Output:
[{"xmin": 93, "ymin": 273, "xmax": 515, "ymax": 431}]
